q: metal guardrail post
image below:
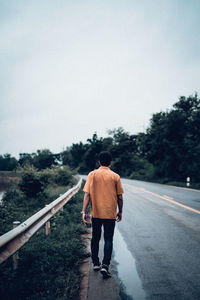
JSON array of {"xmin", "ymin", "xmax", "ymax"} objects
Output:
[
  {"xmin": 45, "ymin": 221, "xmax": 51, "ymax": 235},
  {"xmin": 60, "ymin": 194, "xmax": 64, "ymax": 211},
  {"xmin": 45, "ymin": 205, "xmax": 51, "ymax": 235},
  {"xmin": 13, "ymin": 221, "xmax": 20, "ymax": 270}
]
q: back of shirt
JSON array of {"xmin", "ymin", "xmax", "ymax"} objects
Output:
[{"xmin": 83, "ymin": 166, "xmax": 124, "ymax": 219}]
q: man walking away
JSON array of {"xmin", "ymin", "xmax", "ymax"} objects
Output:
[{"xmin": 82, "ymin": 151, "xmax": 124, "ymax": 278}]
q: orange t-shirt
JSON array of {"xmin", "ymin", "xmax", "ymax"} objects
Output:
[{"xmin": 83, "ymin": 166, "xmax": 124, "ymax": 219}]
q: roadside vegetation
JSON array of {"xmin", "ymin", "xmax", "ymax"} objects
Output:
[
  {"xmin": 0, "ymin": 166, "xmax": 88, "ymax": 299},
  {"xmin": 1, "ymin": 93, "xmax": 199, "ymax": 188}
]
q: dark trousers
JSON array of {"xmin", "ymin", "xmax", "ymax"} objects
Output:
[{"xmin": 91, "ymin": 217, "xmax": 115, "ymax": 266}]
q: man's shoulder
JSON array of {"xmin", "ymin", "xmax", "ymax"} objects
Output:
[
  {"xmin": 87, "ymin": 169, "xmax": 98, "ymax": 177},
  {"xmin": 87, "ymin": 170, "xmax": 95, "ymax": 177},
  {"xmin": 109, "ymin": 169, "xmax": 120, "ymax": 179}
]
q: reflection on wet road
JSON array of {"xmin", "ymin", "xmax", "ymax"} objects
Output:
[
  {"xmin": 0, "ymin": 191, "xmax": 4, "ymax": 204},
  {"xmin": 114, "ymin": 226, "xmax": 146, "ymax": 299}
]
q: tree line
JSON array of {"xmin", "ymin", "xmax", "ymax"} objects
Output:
[{"xmin": 1, "ymin": 94, "xmax": 200, "ymax": 185}]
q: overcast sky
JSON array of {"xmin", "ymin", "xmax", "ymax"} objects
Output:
[{"xmin": 0, "ymin": 0, "xmax": 200, "ymax": 158}]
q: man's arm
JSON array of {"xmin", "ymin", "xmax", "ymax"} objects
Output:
[
  {"xmin": 82, "ymin": 192, "xmax": 90, "ymax": 225},
  {"xmin": 116, "ymin": 194, "xmax": 123, "ymax": 222}
]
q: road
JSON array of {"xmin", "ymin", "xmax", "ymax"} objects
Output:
[{"xmin": 114, "ymin": 179, "xmax": 200, "ymax": 299}]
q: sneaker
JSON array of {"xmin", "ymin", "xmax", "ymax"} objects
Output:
[
  {"xmin": 100, "ymin": 264, "xmax": 111, "ymax": 278},
  {"xmin": 93, "ymin": 263, "xmax": 101, "ymax": 271}
]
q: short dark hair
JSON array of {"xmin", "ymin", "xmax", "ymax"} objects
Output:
[{"xmin": 99, "ymin": 151, "xmax": 112, "ymax": 166}]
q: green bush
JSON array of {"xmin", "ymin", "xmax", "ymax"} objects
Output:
[
  {"xmin": 0, "ymin": 187, "xmax": 27, "ymax": 235},
  {"xmin": 18, "ymin": 165, "xmax": 75, "ymax": 199},
  {"xmin": 53, "ymin": 165, "xmax": 76, "ymax": 186},
  {"xmin": 18, "ymin": 166, "xmax": 43, "ymax": 198}
]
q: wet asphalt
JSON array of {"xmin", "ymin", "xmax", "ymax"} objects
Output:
[{"xmin": 116, "ymin": 179, "xmax": 200, "ymax": 300}]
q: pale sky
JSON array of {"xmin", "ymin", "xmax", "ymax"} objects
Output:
[{"xmin": 1, "ymin": 0, "xmax": 200, "ymax": 158}]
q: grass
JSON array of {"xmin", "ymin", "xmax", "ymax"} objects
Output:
[{"xmin": 0, "ymin": 185, "xmax": 89, "ymax": 300}]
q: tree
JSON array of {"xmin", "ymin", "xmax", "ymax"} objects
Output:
[
  {"xmin": 84, "ymin": 133, "xmax": 103, "ymax": 171},
  {"xmin": 32, "ymin": 149, "xmax": 57, "ymax": 170},
  {"xmin": 61, "ymin": 147, "xmax": 73, "ymax": 167},
  {"xmin": 0, "ymin": 154, "xmax": 18, "ymax": 171},
  {"xmin": 144, "ymin": 94, "xmax": 200, "ymax": 182},
  {"xmin": 70, "ymin": 142, "xmax": 88, "ymax": 169},
  {"xmin": 107, "ymin": 128, "xmax": 139, "ymax": 176},
  {"xmin": 18, "ymin": 153, "xmax": 34, "ymax": 166},
  {"xmin": 61, "ymin": 143, "xmax": 88, "ymax": 172}
]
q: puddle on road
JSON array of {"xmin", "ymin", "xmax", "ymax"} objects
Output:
[{"xmin": 113, "ymin": 227, "xmax": 146, "ymax": 300}]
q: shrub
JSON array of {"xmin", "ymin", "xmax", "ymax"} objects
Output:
[
  {"xmin": 18, "ymin": 166, "xmax": 43, "ymax": 198},
  {"xmin": 53, "ymin": 165, "xmax": 75, "ymax": 186}
]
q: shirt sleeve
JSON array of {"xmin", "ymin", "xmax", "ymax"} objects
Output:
[
  {"xmin": 116, "ymin": 176, "xmax": 124, "ymax": 195},
  {"xmin": 83, "ymin": 172, "xmax": 93, "ymax": 193}
]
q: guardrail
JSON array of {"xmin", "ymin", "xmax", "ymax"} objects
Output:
[{"xmin": 0, "ymin": 178, "xmax": 82, "ymax": 266}]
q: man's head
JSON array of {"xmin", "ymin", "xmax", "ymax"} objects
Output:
[{"xmin": 99, "ymin": 151, "xmax": 112, "ymax": 167}]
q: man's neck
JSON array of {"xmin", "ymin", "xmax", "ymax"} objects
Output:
[{"xmin": 99, "ymin": 165, "xmax": 110, "ymax": 168}]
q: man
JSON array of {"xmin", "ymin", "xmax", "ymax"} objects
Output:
[{"xmin": 82, "ymin": 151, "xmax": 124, "ymax": 278}]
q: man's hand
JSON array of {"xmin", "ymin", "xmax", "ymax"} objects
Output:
[
  {"xmin": 82, "ymin": 213, "xmax": 89, "ymax": 226},
  {"xmin": 82, "ymin": 192, "xmax": 90, "ymax": 226},
  {"xmin": 116, "ymin": 212, "xmax": 122, "ymax": 222},
  {"xmin": 117, "ymin": 194, "xmax": 123, "ymax": 222}
]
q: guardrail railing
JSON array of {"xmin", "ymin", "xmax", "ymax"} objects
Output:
[{"xmin": 0, "ymin": 178, "xmax": 82, "ymax": 266}]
